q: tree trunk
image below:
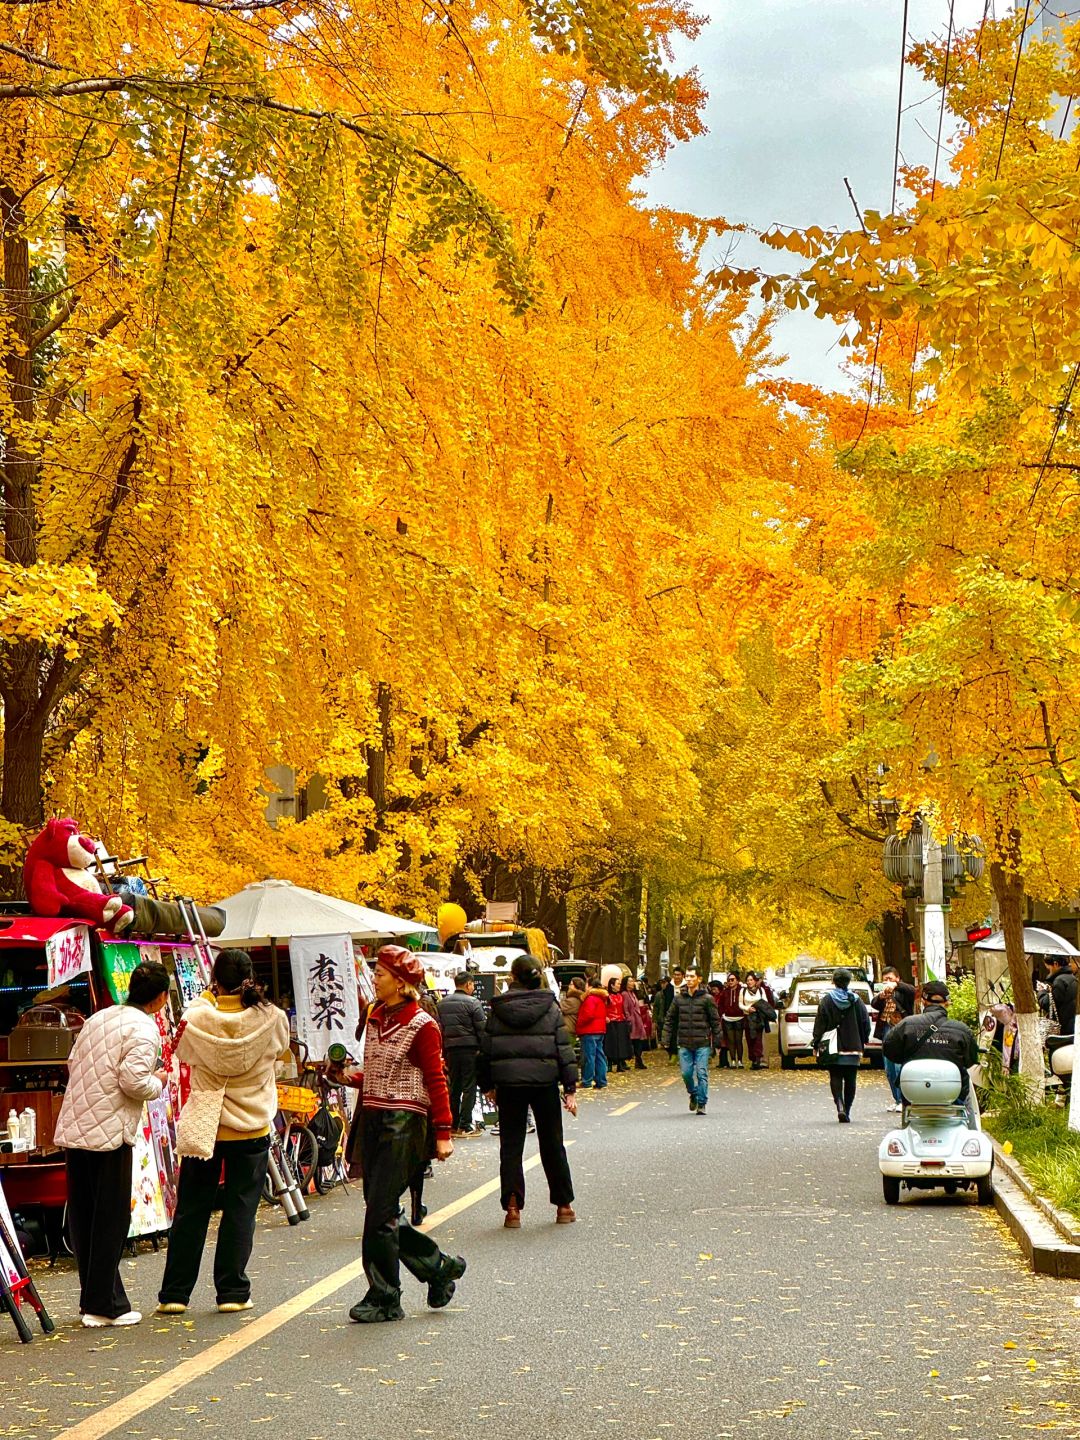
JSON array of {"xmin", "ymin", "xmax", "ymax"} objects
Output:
[
  {"xmin": 620, "ymin": 871, "xmax": 642, "ymax": 971},
  {"xmin": 989, "ymin": 847, "xmax": 1042, "ymax": 1098},
  {"xmin": 1, "ymin": 182, "xmax": 45, "ymax": 888},
  {"xmin": 644, "ymin": 881, "xmax": 663, "ymax": 983},
  {"xmin": 666, "ymin": 910, "xmax": 681, "ymax": 971},
  {"xmin": 363, "ymin": 682, "xmax": 392, "ymax": 851}
]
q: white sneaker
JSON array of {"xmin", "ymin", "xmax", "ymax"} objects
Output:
[
  {"xmin": 217, "ymin": 1300, "xmax": 254, "ymax": 1313},
  {"xmin": 82, "ymin": 1310, "xmax": 142, "ymax": 1328}
]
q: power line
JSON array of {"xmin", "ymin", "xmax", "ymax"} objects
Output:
[
  {"xmin": 931, "ymin": 1, "xmax": 956, "ymax": 201},
  {"xmin": 891, "ymin": 0, "xmax": 911, "ymax": 214},
  {"xmin": 995, "ymin": 0, "xmax": 1033, "ymax": 179}
]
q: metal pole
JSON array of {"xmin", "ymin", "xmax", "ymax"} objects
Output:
[{"xmin": 270, "ymin": 937, "xmax": 281, "ymax": 1002}]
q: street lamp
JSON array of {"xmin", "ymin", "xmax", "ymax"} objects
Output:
[{"xmin": 880, "ymin": 814, "xmax": 984, "ymax": 985}]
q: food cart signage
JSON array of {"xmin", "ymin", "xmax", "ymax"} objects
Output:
[
  {"xmin": 290, "ymin": 933, "xmax": 360, "ymax": 1060},
  {"xmin": 45, "ymin": 925, "xmax": 92, "ymax": 989}
]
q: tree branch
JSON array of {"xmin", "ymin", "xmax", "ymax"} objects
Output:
[
  {"xmin": 1038, "ymin": 699, "xmax": 1080, "ymax": 805},
  {"xmin": 818, "ymin": 778, "xmax": 885, "ymax": 844},
  {"xmin": 29, "ymin": 294, "xmax": 78, "ymax": 352},
  {"xmin": 91, "ymin": 393, "xmax": 141, "ymax": 566},
  {"xmin": 0, "ymin": 39, "xmax": 66, "ymax": 70}
]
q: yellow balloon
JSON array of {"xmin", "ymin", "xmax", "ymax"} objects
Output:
[{"xmin": 437, "ymin": 903, "xmax": 467, "ymax": 945}]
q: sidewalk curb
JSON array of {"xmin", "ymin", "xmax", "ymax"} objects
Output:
[{"xmin": 990, "ymin": 1139, "xmax": 1080, "ymax": 1279}]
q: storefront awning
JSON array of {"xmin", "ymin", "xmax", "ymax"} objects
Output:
[{"xmin": 0, "ymin": 916, "xmax": 89, "ymax": 948}]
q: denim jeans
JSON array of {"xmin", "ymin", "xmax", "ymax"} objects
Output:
[
  {"xmin": 679, "ymin": 1046, "xmax": 711, "ymax": 1108},
  {"xmin": 580, "ymin": 1033, "xmax": 608, "ymax": 1088},
  {"xmin": 883, "ymin": 1055, "xmax": 904, "ymax": 1104}
]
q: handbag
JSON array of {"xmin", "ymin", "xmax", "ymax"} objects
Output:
[
  {"xmin": 814, "ymin": 1025, "xmax": 839, "ymax": 1068},
  {"xmin": 176, "ymin": 1082, "xmax": 226, "ymax": 1160}
]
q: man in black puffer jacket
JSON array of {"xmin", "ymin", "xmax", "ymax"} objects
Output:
[
  {"xmin": 662, "ymin": 970, "xmax": 723, "ymax": 1116},
  {"xmin": 883, "ymin": 980, "xmax": 979, "ymax": 1119},
  {"xmin": 437, "ymin": 973, "xmax": 487, "ymax": 1136},
  {"xmin": 480, "ymin": 956, "xmax": 578, "ymax": 1229}
]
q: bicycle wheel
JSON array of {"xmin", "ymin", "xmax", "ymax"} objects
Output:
[{"xmin": 286, "ymin": 1122, "xmax": 319, "ymax": 1193}]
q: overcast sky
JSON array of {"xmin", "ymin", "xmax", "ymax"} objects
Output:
[{"xmin": 643, "ymin": 1, "xmax": 1005, "ymax": 389}]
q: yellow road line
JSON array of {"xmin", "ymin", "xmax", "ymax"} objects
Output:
[
  {"xmin": 55, "ymin": 1150, "xmax": 556, "ymax": 1440},
  {"xmin": 608, "ymin": 1101, "xmax": 641, "ymax": 1116},
  {"xmin": 660, "ymin": 1076, "xmax": 679, "ymax": 1088}
]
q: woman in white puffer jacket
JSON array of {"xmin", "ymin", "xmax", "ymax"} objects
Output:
[
  {"xmin": 156, "ymin": 950, "xmax": 290, "ymax": 1316},
  {"xmin": 55, "ymin": 960, "xmax": 171, "ymax": 1328}
]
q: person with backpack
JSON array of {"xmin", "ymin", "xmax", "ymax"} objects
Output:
[
  {"xmin": 883, "ymin": 980, "xmax": 979, "ymax": 1121},
  {"xmin": 661, "ymin": 969, "xmax": 722, "ymax": 1116},
  {"xmin": 438, "ymin": 971, "xmax": 487, "ymax": 1136},
  {"xmin": 812, "ymin": 969, "xmax": 871, "ymax": 1123},
  {"xmin": 480, "ymin": 955, "xmax": 578, "ymax": 1229}
]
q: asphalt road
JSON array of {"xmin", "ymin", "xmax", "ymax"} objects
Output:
[{"xmin": 5, "ymin": 1057, "xmax": 1080, "ymax": 1440}]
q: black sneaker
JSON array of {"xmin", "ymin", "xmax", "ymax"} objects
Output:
[
  {"xmin": 427, "ymin": 1255, "xmax": 467, "ymax": 1310},
  {"xmin": 349, "ymin": 1298, "xmax": 405, "ymax": 1324},
  {"xmin": 688, "ymin": 1096, "xmax": 698, "ymax": 1112},
  {"xmin": 697, "ymin": 1107, "xmax": 707, "ymax": 1117}
]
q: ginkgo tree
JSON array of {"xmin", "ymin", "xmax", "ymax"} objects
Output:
[
  {"xmin": 715, "ymin": 8, "xmax": 1080, "ymax": 1086},
  {"xmin": 2, "ymin": 0, "xmax": 812, "ymax": 939}
]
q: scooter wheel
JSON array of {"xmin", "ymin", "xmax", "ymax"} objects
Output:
[
  {"xmin": 882, "ymin": 1175, "xmax": 900, "ymax": 1206},
  {"xmin": 976, "ymin": 1172, "xmax": 994, "ymax": 1206}
]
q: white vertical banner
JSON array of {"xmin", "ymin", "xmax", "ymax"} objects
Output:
[
  {"xmin": 290, "ymin": 933, "xmax": 359, "ymax": 1060},
  {"xmin": 46, "ymin": 924, "xmax": 92, "ymax": 988}
]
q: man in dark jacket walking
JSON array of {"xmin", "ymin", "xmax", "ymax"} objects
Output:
[
  {"xmin": 1045, "ymin": 957, "xmax": 1078, "ymax": 1038},
  {"xmin": 480, "ymin": 956, "xmax": 578, "ymax": 1228},
  {"xmin": 662, "ymin": 970, "xmax": 722, "ymax": 1116},
  {"xmin": 438, "ymin": 972, "xmax": 486, "ymax": 1136},
  {"xmin": 883, "ymin": 980, "xmax": 979, "ymax": 1120}
]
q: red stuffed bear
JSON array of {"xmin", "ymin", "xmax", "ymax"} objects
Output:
[{"xmin": 24, "ymin": 818, "xmax": 134, "ymax": 933}]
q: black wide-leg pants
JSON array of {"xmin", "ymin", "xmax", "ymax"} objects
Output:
[
  {"xmin": 65, "ymin": 1145, "xmax": 134, "ymax": 1319},
  {"xmin": 359, "ymin": 1109, "xmax": 446, "ymax": 1308}
]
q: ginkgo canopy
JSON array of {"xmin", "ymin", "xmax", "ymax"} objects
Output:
[{"xmin": 215, "ymin": 879, "xmax": 434, "ymax": 945}]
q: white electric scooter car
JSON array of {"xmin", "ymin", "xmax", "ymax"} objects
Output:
[{"xmin": 878, "ymin": 1058, "xmax": 994, "ymax": 1206}]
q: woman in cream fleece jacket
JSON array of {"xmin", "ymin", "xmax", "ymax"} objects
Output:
[{"xmin": 157, "ymin": 950, "xmax": 291, "ymax": 1315}]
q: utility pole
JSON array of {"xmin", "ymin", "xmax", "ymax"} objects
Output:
[
  {"xmin": 1040, "ymin": 6, "xmax": 1080, "ymax": 139},
  {"xmin": 916, "ymin": 831, "xmax": 948, "ymax": 986}
]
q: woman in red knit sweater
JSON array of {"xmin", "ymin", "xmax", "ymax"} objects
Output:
[{"xmin": 334, "ymin": 945, "xmax": 465, "ymax": 1324}]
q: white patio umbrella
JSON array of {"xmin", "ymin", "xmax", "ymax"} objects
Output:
[
  {"xmin": 972, "ymin": 926, "xmax": 1080, "ymax": 957},
  {"xmin": 213, "ymin": 879, "xmax": 435, "ymax": 995}
]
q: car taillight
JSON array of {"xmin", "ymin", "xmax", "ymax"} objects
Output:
[
  {"xmin": 887, "ymin": 1139, "xmax": 906, "ymax": 1157},
  {"xmin": 785, "ymin": 1012, "xmax": 798, "ymax": 1023},
  {"xmin": 921, "ymin": 1160, "xmax": 946, "ymax": 1168},
  {"xmin": 961, "ymin": 1139, "xmax": 982, "ymax": 1157}
]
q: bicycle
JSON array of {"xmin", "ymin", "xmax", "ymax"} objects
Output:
[
  {"xmin": 272, "ymin": 1083, "xmax": 321, "ymax": 1195},
  {"xmin": 306, "ymin": 1068, "xmax": 351, "ymax": 1196}
]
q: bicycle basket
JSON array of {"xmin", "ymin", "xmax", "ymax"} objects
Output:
[{"xmin": 275, "ymin": 1083, "xmax": 320, "ymax": 1119}]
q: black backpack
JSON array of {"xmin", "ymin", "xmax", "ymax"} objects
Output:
[{"xmin": 308, "ymin": 1100, "xmax": 344, "ymax": 1169}]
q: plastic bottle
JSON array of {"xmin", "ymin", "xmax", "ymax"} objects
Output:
[
  {"xmin": 6, "ymin": 1108, "xmax": 20, "ymax": 1142},
  {"xmin": 21, "ymin": 1107, "xmax": 36, "ymax": 1147}
]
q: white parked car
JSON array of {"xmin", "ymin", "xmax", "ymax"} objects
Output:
[{"xmin": 777, "ymin": 968, "xmax": 882, "ymax": 1069}]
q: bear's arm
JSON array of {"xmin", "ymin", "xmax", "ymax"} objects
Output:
[{"xmin": 53, "ymin": 872, "xmax": 112, "ymax": 925}]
